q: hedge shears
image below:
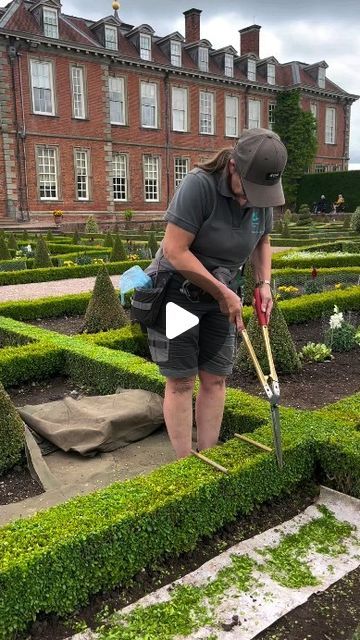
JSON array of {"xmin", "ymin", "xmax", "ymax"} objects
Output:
[{"xmin": 236, "ymin": 287, "xmax": 283, "ymax": 468}]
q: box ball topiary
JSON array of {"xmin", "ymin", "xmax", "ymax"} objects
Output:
[
  {"xmin": 82, "ymin": 264, "xmax": 128, "ymax": 333},
  {"xmin": 0, "ymin": 381, "xmax": 25, "ymax": 474}
]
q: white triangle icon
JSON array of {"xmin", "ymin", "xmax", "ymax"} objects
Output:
[{"xmin": 166, "ymin": 302, "xmax": 199, "ymax": 339}]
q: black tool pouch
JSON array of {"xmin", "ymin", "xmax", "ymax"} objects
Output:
[{"xmin": 130, "ymin": 271, "xmax": 172, "ymax": 328}]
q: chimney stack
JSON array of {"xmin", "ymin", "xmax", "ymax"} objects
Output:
[
  {"xmin": 239, "ymin": 25, "xmax": 261, "ymax": 57},
  {"xmin": 184, "ymin": 8, "xmax": 202, "ymax": 44}
]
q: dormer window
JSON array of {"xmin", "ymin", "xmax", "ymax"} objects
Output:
[
  {"xmin": 318, "ymin": 67, "xmax": 326, "ymax": 89},
  {"xmin": 198, "ymin": 47, "xmax": 209, "ymax": 72},
  {"xmin": 247, "ymin": 59, "xmax": 256, "ymax": 81},
  {"xmin": 224, "ymin": 54, "xmax": 234, "ymax": 78},
  {"xmin": 170, "ymin": 40, "xmax": 182, "ymax": 67},
  {"xmin": 140, "ymin": 33, "xmax": 152, "ymax": 60},
  {"xmin": 267, "ymin": 63, "xmax": 275, "ymax": 85},
  {"xmin": 43, "ymin": 7, "xmax": 58, "ymax": 39},
  {"xmin": 105, "ymin": 25, "xmax": 118, "ymax": 51}
]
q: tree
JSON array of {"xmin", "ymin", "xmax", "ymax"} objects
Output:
[
  {"xmin": 72, "ymin": 228, "xmax": 80, "ymax": 244},
  {"xmin": 82, "ymin": 265, "xmax": 128, "ymax": 333},
  {"xmin": 297, "ymin": 204, "xmax": 312, "ymax": 226},
  {"xmin": 46, "ymin": 230, "xmax": 53, "ymax": 241},
  {"xmin": 103, "ymin": 230, "xmax": 114, "ymax": 248},
  {"xmin": 350, "ymin": 206, "xmax": 360, "ymax": 234},
  {"xmin": 0, "ymin": 381, "xmax": 25, "ymax": 474},
  {"xmin": 147, "ymin": 232, "xmax": 158, "ymax": 258},
  {"xmin": 110, "ymin": 234, "xmax": 127, "ymax": 262},
  {"xmin": 0, "ymin": 235, "xmax": 10, "ymax": 260},
  {"xmin": 85, "ymin": 215, "xmax": 99, "ymax": 235},
  {"xmin": 33, "ymin": 236, "xmax": 52, "ymax": 268},
  {"xmin": 235, "ymin": 297, "xmax": 301, "ymax": 375},
  {"xmin": 22, "ymin": 230, "xmax": 29, "ymax": 241},
  {"xmin": 273, "ymin": 90, "xmax": 317, "ymax": 207},
  {"xmin": 8, "ymin": 233, "xmax": 18, "ymax": 251}
]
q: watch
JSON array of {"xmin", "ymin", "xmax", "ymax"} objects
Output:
[{"xmin": 256, "ymin": 279, "xmax": 271, "ymax": 287}]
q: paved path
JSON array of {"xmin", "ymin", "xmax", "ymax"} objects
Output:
[{"xmin": 0, "ymin": 248, "xmax": 288, "ymax": 303}]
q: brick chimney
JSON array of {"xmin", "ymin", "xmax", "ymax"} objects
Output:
[
  {"xmin": 239, "ymin": 25, "xmax": 261, "ymax": 57},
  {"xmin": 184, "ymin": 8, "xmax": 202, "ymax": 43}
]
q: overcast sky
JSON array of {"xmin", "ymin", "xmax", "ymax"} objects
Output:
[{"xmin": 2, "ymin": 0, "xmax": 360, "ymax": 167}]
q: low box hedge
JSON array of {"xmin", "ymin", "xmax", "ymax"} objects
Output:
[
  {"xmin": 0, "ymin": 259, "xmax": 150, "ymax": 286},
  {"xmin": 272, "ymin": 253, "xmax": 360, "ymax": 269}
]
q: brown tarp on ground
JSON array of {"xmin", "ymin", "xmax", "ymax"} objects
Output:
[{"xmin": 18, "ymin": 389, "xmax": 164, "ymax": 457}]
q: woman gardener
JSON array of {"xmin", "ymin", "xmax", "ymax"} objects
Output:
[{"xmin": 145, "ymin": 128, "xmax": 287, "ymax": 458}]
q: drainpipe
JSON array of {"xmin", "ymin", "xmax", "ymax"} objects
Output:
[
  {"xmin": 8, "ymin": 43, "xmax": 29, "ymax": 221},
  {"xmin": 17, "ymin": 50, "xmax": 30, "ymax": 221},
  {"xmin": 164, "ymin": 70, "xmax": 171, "ymax": 207}
]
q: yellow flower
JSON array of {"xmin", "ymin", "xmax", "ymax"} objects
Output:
[{"xmin": 334, "ymin": 283, "xmax": 342, "ymax": 289}]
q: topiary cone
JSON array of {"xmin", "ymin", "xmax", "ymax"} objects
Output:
[
  {"xmin": 0, "ymin": 235, "xmax": 10, "ymax": 260},
  {"xmin": 110, "ymin": 234, "xmax": 126, "ymax": 262},
  {"xmin": 8, "ymin": 233, "xmax": 18, "ymax": 251},
  {"xmin": 103, "ymin": 230, "xmax": 113, "ymax": 248},
  {"xmin": 0, "ymin": 381, "xmax": 25, "ymax": 474},
  {"xmin": 236, "ymin": 297, "xmax": 301, "ymax": 375},
  {"xmin": 33, "ymin": 236, "xmax": 52, "ymax": 268},
  {"xmin": 82, "ymin": 265, "xmax": 128, "ymax": 333},
  {"xmin": 242, "ymin": 260, "xmax": 257, "ymax": 306}
]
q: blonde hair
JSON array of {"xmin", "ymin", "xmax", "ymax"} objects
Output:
[{"xmin": 195, "ymin": 148, "xmax": 233, "ymax": 173}]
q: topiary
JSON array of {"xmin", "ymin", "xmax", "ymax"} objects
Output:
[
  {"xmin": 33, "ymin": 236, "xmax": 52, "ymax": 268},
  {"xmin": 8, "ymin": 233, "xmax": 18, "ymax": 251},
  {"xmin": 0, "ymin": 235, "xmax": 11, "ymax": 260},
  {"xmin": 46, "ymin": 230, "xmax": 53, "ymax": 241},
  {"xmin": 0, "ymin": 381, "xmax": 25, "ymax": 475},
  {"xmin": 342, "ymin": 216, "xmax": 351, "ymax": 230},
  {"xmin": 103, "ymin": 230, "xmax": 113, "ymax": 248},
  {"xmin": 242, "ymin": 260, "xmax": 257, "ymax": 306},
  {"xmin": 283, "ymin": 209, "xmax": 292, "ymax": 224},
  {"xmin": 297, "ymin": 204, "xmax": 312, "ymax": 226},
  {"xmin": 235, "ymin": 297, "xmax": 301, "ymax": 375},
  {"xmin": 85, "ymin": 215, "xmax": 99, "ymax": 235},
  {"xmin": 273, "ymin": 219, "xmax": 283, "ymax": 234},
  {"xmin": 22, "ymin": 230, "xmax": 29, "ymax": 241},
  {"xmin": 147, "ymin": 232, "xmax": 158, "ymax": 258},
  {"xmin": 110, "ymin": 234, "xmax": 126, "ymax": 262},
  {"xmin": 72, "ymin": 228, "xmax": 80, "ymax": 244},
  {"xmin": 281, "ymin": 220, "xmax": 291, "ymax": 238},
  {"xmin": 350, "ymin": 206, "xmax": 360, "ymax": 234},
  {"xmin": 82, "ymin": 265, "xmax": 128, "ymax": 333}
]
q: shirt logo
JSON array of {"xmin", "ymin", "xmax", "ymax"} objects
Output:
[{"xmin": 251, "ymin": 209, "xmax": 260, "ymax": 234}]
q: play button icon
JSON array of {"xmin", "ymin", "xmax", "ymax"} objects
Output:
[{"xmin": 166, "ymin": 302, "xmax": 199, "ymax": 339}]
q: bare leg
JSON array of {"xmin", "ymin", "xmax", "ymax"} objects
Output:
[
  {"xmin": 195, "ymin": 370, "xmax": 226, "ymax": 451},
  {"xmin": 163, "ymin": 376, "xmax": 196, "ymax": 458}
]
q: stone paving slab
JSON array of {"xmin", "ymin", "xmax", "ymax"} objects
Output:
[{"xmin": 67, "ymin": 487, "xmax": 360, "ymax": 640}]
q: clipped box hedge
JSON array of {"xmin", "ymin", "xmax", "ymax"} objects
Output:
[{"xmin": 272, "ymin": 252, "xmax": 360, "ymax": 269}]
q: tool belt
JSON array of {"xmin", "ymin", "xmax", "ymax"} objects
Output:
[
  {"xmin": 172, "ymin": 266, "xmax": 244, "ymax": 303},
  {"xmin": 130, "ymin": 270, "xmax": 173, "ymax": 328}
]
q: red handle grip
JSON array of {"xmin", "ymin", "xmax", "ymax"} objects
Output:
[{"xmin": 254, "ymin": 287, "xmax": 267, "ymax": 327}]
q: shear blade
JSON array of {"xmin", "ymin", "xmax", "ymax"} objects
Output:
[{"xmin": 270, "ymin": 404, "xmax": 283, "ymax": 468}]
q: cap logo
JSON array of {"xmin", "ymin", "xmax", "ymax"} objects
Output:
[{"xmin": 266, "ymin": 172, "xmax": 281, "ymax": 180}]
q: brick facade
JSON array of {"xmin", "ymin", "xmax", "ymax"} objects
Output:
[{"xmin": 0, "ymin": 1, "xmax": 357, "ymax": 221}]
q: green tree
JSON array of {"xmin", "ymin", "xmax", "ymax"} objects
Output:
[
  {"xmin": 297, "ymin": 204, "xmax": 312, "ymax": 226},
  {"xmin": 236, "ymin": 297, "xmax": 301, "ymax": 375},
  {"xmin": 46, "ymin": 230, "xmax": 53, "ymax": 241},
  {"xmin": 85, "ymin": 215, "xmax": 99, "ymax": 235},
  {"xmin": 8, "ymin": 233, "xmax": 18, "ymax": 251},
  {"xmin": 147, "ymin": 232, "xmax": 158, "ymax": 258},
  {"xmin": 110, "ymin": 234, "xmax": 126, "ymax": 262},
  {"xmin": 103, "ymin": 230, "xmax": 114, "ymax": 248},
  {"xmin": 33, "ymin": 236, "xmax": 52, "ymax": 268},
  {"xmin": 72, "ymin": 228, "xmax": 80, "ymax": 244},
  {"xmin": 22, "ymin": 230, "xmax": 29, "ymax": 241},
  {"xmin": 350, "ymin": 206, "xmax": 360, "ymax": 234},
  {"xmin": 281, "ymin": 219, "xmax": 291, "ymax": 238},
  {"xmin": 0, "ymin": 235, "xmax": 10, "ymax": 260},
  {"xmin": 0, "ymin": 381, "xmax": 25, "ymax": 474},
  {"xmin": 82, "ymin": 265, "xmax": 128, "ymax": 333},
  {"xmin": 273, "ymin": 90, "xmax": 317, "ymax": 207}
]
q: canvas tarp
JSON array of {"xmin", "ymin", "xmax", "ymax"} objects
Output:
[{"xmin": 18, "ymin": 389, "xmax": 164, "ymax": 457}]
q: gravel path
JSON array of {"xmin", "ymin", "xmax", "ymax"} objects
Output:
[
  {"xmin": 0, "ymin": 275, "xmax": 121, "ymax": 302},
  {"xmin": 0, "ymin": 248, "xmax": 288, "ymax": 303}
]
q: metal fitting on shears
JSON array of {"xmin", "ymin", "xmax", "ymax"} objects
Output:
[{"xmin": 179, "ymin": 279, "xmax": 199, "ymax": 302}]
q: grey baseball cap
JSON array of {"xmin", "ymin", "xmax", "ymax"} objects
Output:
[{"xmin": 233, "ymin": 128, "xmax": 288, "ymax": 207}]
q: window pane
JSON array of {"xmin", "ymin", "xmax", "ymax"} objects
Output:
[
  {"xmin": 318, "ymin": 67, "xmax": 326, "ymax": 88},
  {"xmin": 198, "ymin": 47, "xmax": 208, "ymax": 72},
  {"xmin": 224, "ymin": 54, "xmax": 233, "ymax": 77},
  {"xmin": 267, "ymin": 63, "xmax": 275, "ymax": 85},
  {"xmin": 71, "ymin": 67, "xmax": 85, "ymax": 119},
  {"xmin": 105, "ymin": 26, "xmax": 118, "ymax": 50},
  {"xmin": 225, "ymin": 96, "xmax": 238, "ymax": 137},
  {"xmin": 268, "ymin": 103, "xmax": 276, "ymax": 130},
  {"xmin": 75, "ymin": 150, "xmax": 89, "ymax": 200},
  {"xmin": 109, "ymin": 76, "xmax": 125, "ymax": 124},
  {"xmin": 248, "ymin": 99, "xmax": 260, "ymax": 128},
  {"xmin": 31, "ymin": 61, "xmax": 54, "ymax": 115},
  {"xmin": 200, "ymin": 91, "xmax": 214, "ymax": 134},
  {"xmin": 144, "ymin": 156, "xmax": 159, "ymax": 201},
  {"xmin": 141, "ymin": 82, "xmax": 157, "ymax": 128},
  {"xmin": 174, "ymin": 157, "xmax": 189, "ymax": 189},
  {"xmin": 37, "ymin": 147, "xmax": 58, "ymax": 199},
  {"xmin": 325, "ymin": 107, "xmax": 336, "ymax": 144},
  {"xmin": 43, "ymin": 8, "xmax": 58, "ymax": 39},
  {"xmin": 248, "ymin": 59, "xmax": 256, "ymax": 81},
  {"xmin": 172, "ymin": 87, "xmax": 187, "ymax": 132},
  {"xmin": 170, "ymin": 41, "xmax": 182, "ymax": 67},
  {"xmin": 113, "ymin": 153, "xmax": 128, "ymax": 201},
  {"xmin": 140, "ymin": 34, "xmax": 151, "ymax": 60}
]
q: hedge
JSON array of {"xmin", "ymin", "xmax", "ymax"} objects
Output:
[
  {"xmin": 296, "ymin": 169, "xmax": 360, "ymax": 212},
  {"xmin": 272, "ymin": 252, "xmax": 360, "ymax": 269},
  {"xmin": 0, "ymin": 259, "xmax": 150, "ymax": 285}
]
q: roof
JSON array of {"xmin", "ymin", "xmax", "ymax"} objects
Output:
[{"xmin": 0, "ymin": 0, "xmax": 357, "ymax": 99}]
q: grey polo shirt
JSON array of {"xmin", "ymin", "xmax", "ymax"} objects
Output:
[{"xmin": 146, "ymin": 167, "xmax": 273, "ymax": 277}]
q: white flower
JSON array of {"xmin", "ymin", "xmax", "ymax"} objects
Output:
[{"xmin": 329, "ymin": 305, "xmax": 344, "ymax": 329}]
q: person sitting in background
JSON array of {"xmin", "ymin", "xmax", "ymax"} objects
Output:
[
  {"xmin": 333, "ymin": 194, "xmax": 345, "ymax": 213},
  {"xmin": 315, "ymin": 195, "xmax": 328, "ymax": 214}
]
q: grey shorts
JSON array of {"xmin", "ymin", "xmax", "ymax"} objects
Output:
[{"xmin": 147, "ymin": 277, "xmax": 236, "ymax": 378}]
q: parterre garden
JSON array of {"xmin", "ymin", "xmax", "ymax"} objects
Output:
[{"xmin": 0, "ymin": 211, "xmax": 359, "ymax": 639}]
